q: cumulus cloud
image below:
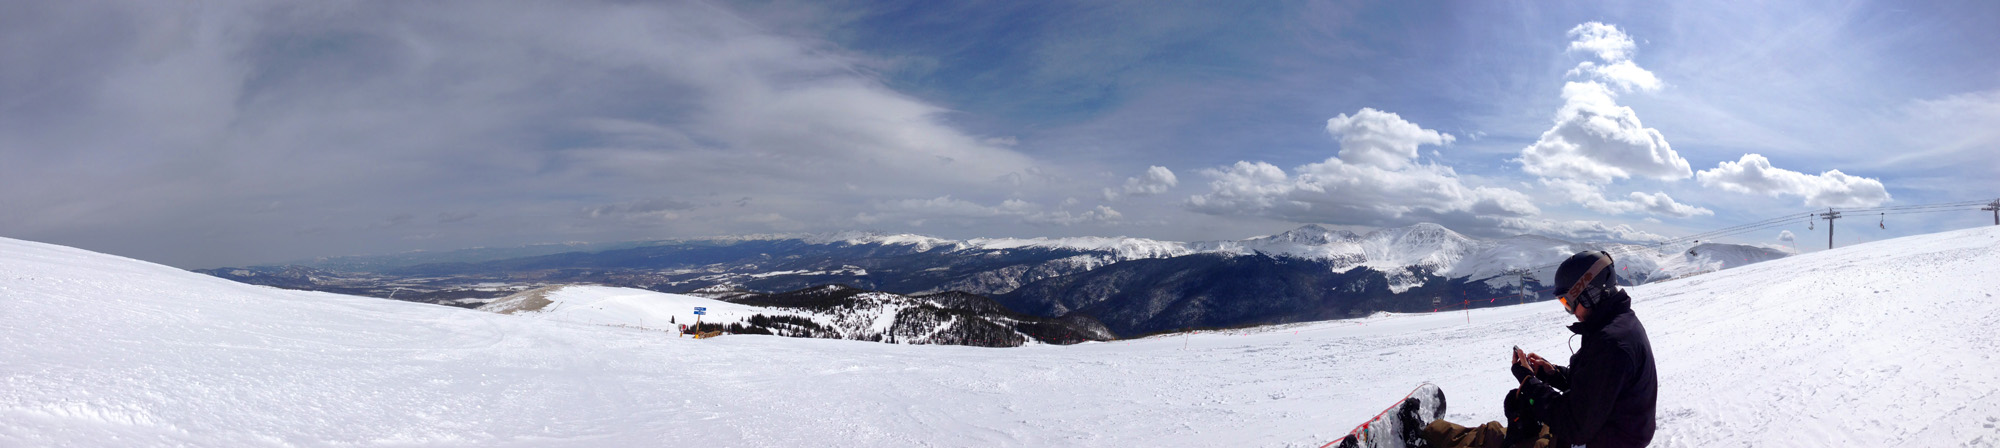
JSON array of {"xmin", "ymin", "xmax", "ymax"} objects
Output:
[
  {"xmin": 1520, "ymin": 82, "xmax": 1691, "ymax": 184},
  {"xmin": 1519, "ymin": 22, "xmax": 1688, "ymax": 186},
  {"xmin": 1184, "ymin": 158, "xmax": 1540, "ymax": 228},
  {"xmin": 1541, "ymin": 179, "xmax": 1712, "ymax": 218},
  {"xmin": 1514, "ymin": 22, "xmax": 1713, "ymax": 222},
  {"xmin": 1566, "ymin": 22, "xmax": 1637, "ymax": 62},
  {"xmin": 1103, "ymin": 166, "xmax": 1178, "ymax": 200},
  {"xmin": 1178, "ymin": 103, "xmax": 1670, "ymax": 244},
  {"xmin": 1778, "ymin": 230, "xmax": 1796, "ymax": 243},
  {"xmin": 1187, "ymin": 109, "xmax": 1537, "ymax": 226},
  {"xmin": 1695, "ymin": 154, "xmax": 1891, "ymax": 208},
  {"xmin": 1325, "ymin": 108, "xmax": 1455, "ymax": 169},
  {"xmin": 1567, "ymin": 60, "xmax": 1663, "ymax": 93}
]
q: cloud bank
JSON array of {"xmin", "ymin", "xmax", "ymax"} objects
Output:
[
  {"xmin": 0, "ymin": 1, "xmax": 1048, "ymax": 266},
  {"xmin": 1696, "ymin": 154, "xmax": 1892, "ymax": 208},
  {"xmin": 1187, "ymin": 109, "xmax": 1537, "ymax": 227}
]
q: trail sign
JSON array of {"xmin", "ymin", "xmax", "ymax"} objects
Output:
[{"xmin": 694, "ymin": 310, "xmax": 706, "ymax": 315}]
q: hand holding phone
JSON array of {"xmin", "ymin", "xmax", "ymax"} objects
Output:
[
  {"xmin": 1509, "ymin": 346, "xmax": 1534, "ymax": 384},
  {"xmin": 1525, "ymin": 352, "xmax": 1554, "ymax": 376}
]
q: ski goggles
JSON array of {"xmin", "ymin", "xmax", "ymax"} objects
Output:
[{"xmin": 1557, "ymin": 256, "xmax": 1612, "ymax": 314}]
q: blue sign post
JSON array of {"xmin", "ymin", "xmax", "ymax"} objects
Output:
[{"xmin": 689, "ymin": 307, "xmax": 708, "ymax": 339}]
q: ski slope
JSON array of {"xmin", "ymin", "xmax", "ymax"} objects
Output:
[
  {"xmin": 2, "ymin": 227, "xmax": 1998, "ymax": 447},
  {"xmin": 480, "ymin": 285, "xmax": 783, "ymax": 329}
]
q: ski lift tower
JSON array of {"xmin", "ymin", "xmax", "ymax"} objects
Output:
[
  {"xmin": 1984, "ymin": 199, "xmax": 1999, "ymax": 226},
  {"xmin": 1820, "ymin": 208, "xmax": 1843, "ymax": 250},
  {"xmin": 1503, "ymin": 267, "xmax": 1534, "ymax": 304}
]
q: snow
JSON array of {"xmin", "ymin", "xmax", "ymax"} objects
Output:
[
  {"xmin": 481, "ymin": 285, "xmax": 787, "ymax": 329},
  {"xmin": 803, "ymin": 231, "xmax": 963, "ymax": 252},
  {"xmin": 967, "ymin": 236, "xmax": 1193, "ymax": 260},
  {"xmin": 5, "ymin": 226, "xmax": 2000, "ymax": 446},
  {"xmin": 1443, "ymin": 234, "xmax": 1583, "ymax": 284}
]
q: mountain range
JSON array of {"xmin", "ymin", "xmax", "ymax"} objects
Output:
[{"xmin": 199, "ymin": 223, "xmax": 1792, "ymax": 339}]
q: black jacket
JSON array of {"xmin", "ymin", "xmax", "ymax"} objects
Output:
[{"xmin": 1520, "ymin": 289, "xmax": 1657, "ymax": 447}]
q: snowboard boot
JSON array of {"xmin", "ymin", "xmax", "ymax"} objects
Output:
[{"xmin": 1502, "ymin": 389, "xmax": 1542, "ymax": 447}]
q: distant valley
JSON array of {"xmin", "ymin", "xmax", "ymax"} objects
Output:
[{"xmin": 198, "ymin": 223, "xmax": 1792, "ymax": 341}]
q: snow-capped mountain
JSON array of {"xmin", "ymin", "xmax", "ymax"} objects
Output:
[
  {"xmin": 1191, "ymin": 224, "xmax": 1368, "ymax": 263},
  {"xmin": 803, "ymin": 230, "xmax": 1195, "ymax": 260}
]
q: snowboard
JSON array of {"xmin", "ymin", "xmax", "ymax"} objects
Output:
[{"xmin": 1322, "ymin": 382, "xmax": 1447, "ymax": 448}]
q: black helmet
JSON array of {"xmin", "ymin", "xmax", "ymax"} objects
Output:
[{"xmin": 1554, "ymin": 250, "xmax": 1616, "ymax": 310}]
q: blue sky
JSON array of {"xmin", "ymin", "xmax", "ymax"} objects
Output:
[{"xmin": 2, "ymin": 0, "xmax": 1997, "ymax": 267}]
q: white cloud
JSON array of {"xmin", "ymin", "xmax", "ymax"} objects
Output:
[
  {"xmin": 1103, "ymin": 166, "xmax": 1178, "ymax": 200},
  {"xmin": 1695, "ymin": 154, "xmax": 1892, "ymax": 208},
  {"xmin": 1563, "ymin": 23, "xmax": 1661, "ymax": 94},
  {"xmin": 1541, "ymin": 179, "xmax": 1713, "ymax": 218},
  {"xmin": 1521, "ymin": 23, "xmax": 1688, "ymax": 188},
  {"xmin": 1324, "ymin": 108, "xmax": 1455, "ymax": 169},
  {"xmin": 1184, "ymin": 161, "xmax": 1294, "ymax": 213},
  {"xmin": 1778, "ymin": 230, "xmax": 1796, "ymax": 243},
  {"xmin": 1567, "ymin": 22, "xmax": 1637, "ymax": 62},
  {"xmin": 1621, "ymin": 191, "xmax": 1713, "ymax": 218},
  {"xmin": 1187, "ymin": 155, "xmax": 1538, "ymax": 223},
  {"xmin": 1520, "ymin": 82, "xmax": 1692, "ymax": 184},
  {"xmin": 1567, "ymin": 60, "xmax": 1662, "ymax": 93},
  {"xmin": 1189, "ymin": 109, "xmax": 1536, "ymax": 227}
]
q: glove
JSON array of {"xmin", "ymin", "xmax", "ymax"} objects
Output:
[
  {"xmin": 1511, "ymin": 362, "xmax": 1534, "ymax": 383},
  {"xmin": 1503, "ymin": 389, "xmax": 1542, "ymax": 446}
]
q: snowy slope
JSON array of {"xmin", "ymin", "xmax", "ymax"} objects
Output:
[
  {"xmin": 478, "ymin": 285, "xmax": 1098, "ymax": 346},
  {"xmin": 5, "ymin": 227, "xmax": 2000, "ymax": 446},
  {"xmin": 479, "ymin": 285, "xmax": 782, "ymax": 329},
  {"xmin": 1192, "ymin": 224, "xmax": 1368, "ymax": 262}
]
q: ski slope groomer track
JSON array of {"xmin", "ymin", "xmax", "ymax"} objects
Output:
[{"xmin": 2, "ymin": 227, "xmax": 1999, "ymax": 446}]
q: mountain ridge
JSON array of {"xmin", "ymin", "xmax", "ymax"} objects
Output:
[{"xmin": 196, "ymin": 222, "xmax": 1791, "ymax": 336}]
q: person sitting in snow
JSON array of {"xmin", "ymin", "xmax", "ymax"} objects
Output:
[{"xmin": 1420, "ymin": 250, "xmax": 1658, "ymax": 448}]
